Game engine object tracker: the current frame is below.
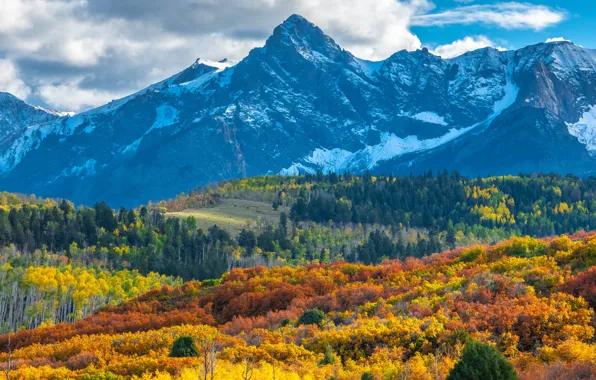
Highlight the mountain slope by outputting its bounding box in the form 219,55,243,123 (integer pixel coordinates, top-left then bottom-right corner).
382,42,596,177
0,15,595,206
0,92,63,148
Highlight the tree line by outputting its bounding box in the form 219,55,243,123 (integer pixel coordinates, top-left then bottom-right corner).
0,172,595,281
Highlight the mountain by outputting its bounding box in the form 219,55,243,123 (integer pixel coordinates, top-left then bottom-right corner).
380,42,596,177
1,15,596,206
0,92,65,149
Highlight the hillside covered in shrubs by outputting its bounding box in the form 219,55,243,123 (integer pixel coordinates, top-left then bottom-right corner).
3,231,596,379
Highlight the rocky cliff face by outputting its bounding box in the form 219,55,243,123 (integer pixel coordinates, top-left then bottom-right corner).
1,15,595,206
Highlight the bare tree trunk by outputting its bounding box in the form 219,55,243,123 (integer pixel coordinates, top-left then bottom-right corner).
197,335,220,380
242,358,254,380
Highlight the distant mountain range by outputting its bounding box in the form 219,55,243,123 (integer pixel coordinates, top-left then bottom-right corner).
1,14,596,206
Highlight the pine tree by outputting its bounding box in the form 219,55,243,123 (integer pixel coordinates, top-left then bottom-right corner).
446,223,457,250
170,336,199,358
279,212,288,237
447,341,518,380
298,309,325,326
238,229,257,256
319,344,336,365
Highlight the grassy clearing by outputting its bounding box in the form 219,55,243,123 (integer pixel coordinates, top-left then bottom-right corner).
167,198,289,234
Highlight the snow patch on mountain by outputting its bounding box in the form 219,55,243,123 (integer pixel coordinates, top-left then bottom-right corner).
195,58,237,71
281,126,475,175
362,129,472,167
122,105,179,154
83,122,97,134
467,63,519,130
181,66,234,92
306,148,353,170
409,112,448,126
150,105,178,131
490,67,519,117
567,105,596,154
33,106,75,117
280,148,352,175
280,163,312,175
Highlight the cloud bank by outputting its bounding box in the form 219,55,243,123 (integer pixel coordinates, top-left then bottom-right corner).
412,2,566,30
546,37,571,43
0,59,31,99
0,0,567,112
430,36,506,59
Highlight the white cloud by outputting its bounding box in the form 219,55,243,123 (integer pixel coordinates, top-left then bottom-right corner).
0,0,570,112
37,79,128,112
60,39,108,67
412,2,566,30
295,0,432,59
546,37,570,43
0,0,430,67
430,36,506,59
0,0,34,32
0,1,112,65
0,59,31,100
0,0,434,110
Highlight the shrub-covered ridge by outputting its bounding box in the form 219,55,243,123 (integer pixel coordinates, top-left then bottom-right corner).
2,231,596,379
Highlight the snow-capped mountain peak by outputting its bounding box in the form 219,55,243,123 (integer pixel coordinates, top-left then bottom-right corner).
0,92,63,146
1,16,596,206
265,14,344,62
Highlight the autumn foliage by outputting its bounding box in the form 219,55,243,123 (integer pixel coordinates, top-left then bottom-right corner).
3,233,596,379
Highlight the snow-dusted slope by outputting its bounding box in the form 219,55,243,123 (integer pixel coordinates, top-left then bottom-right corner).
0,16,595,206
0,93,63,147
567,105,596,153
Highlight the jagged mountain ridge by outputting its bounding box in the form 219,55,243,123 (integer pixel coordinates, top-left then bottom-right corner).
0,92,65,148
0,15,595,206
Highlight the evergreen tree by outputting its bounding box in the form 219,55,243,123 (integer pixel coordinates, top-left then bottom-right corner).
279,212,288,237
447,341,518,380
298,309,325,326
94,202,117,232
319,344,336,365
170,336,199,358
446,223,457,250
238,229,257,256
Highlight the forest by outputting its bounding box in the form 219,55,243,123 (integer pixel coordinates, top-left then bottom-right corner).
2,231,596,379
3,172,596,275
1,173,596,378
1,173,596,334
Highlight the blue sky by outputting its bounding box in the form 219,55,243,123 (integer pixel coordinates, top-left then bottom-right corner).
0,0,589,112
414,0,590,50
